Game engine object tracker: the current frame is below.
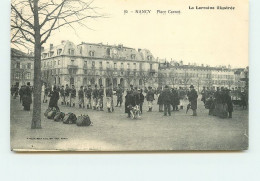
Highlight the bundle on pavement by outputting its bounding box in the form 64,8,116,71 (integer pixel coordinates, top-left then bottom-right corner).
44,108,57,119
54,112,65,122
63,113,77,124
76,114,92,126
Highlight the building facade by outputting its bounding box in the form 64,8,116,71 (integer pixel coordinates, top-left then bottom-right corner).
41,41,159,89
11,48,34,87
158,61,236,91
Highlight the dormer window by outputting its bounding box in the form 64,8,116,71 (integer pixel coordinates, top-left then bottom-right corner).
68,49,75,55
57,49,62,55
147,55,153,60
89,51,95,57
131,54,136,60
50,51,54,57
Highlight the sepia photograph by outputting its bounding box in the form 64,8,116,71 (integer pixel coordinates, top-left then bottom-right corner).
10,0,248,151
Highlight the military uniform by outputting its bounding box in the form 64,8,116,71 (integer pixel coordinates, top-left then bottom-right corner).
78,88,84,108
70,87,76,107
187,86,198,116
146,87,155,112
92,87,99,110
65,86,70,106
60,87,65,105
115,87,123,107
85,87,92,109
106,87,113,112
97,87,104,111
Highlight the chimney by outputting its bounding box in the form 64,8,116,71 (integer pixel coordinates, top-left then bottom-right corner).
50,44,53,50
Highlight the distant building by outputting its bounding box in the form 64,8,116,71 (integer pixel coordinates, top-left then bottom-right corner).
11,48,34,87
159,62,236,91
41,40,159,89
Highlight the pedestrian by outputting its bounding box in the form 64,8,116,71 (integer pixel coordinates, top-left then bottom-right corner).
48,85,60,111
65,84,70,106
224,89,233,118
70,85,76,107
11,85,15,97
106,83,113,112
43,84,49,103
201,86,207,105
92,84,99,110
78,86,84,108
115,84,123,107
98,85,104,111
125,90,135,118
157,88,163,112
22,82,32,111
60,85,65,105
86,85,92,109
139,89,144,114
161,85,173,116
146,86,155,112
187,85,198,116
19,85,25,104
171,88,180,111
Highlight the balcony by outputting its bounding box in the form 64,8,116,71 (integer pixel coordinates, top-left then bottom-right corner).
67,65,78,69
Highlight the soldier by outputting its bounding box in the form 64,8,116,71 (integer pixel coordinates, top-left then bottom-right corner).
157,87,163,112
48,85,60,111
70,85,76,107
65,84,70,106
98,85,104,111
125,90,135,118
201,86,207,105
22,82,32,111
78,86,84,108
146,86,155,112
43,84,49,103
224,89,233,118
139,89,144,114
161,85,173,116
86,85,92,109
115,84,123,107
187,85,198,116
92,84,99,110
106,83,113,113
60,85,65,105
19,85,25,104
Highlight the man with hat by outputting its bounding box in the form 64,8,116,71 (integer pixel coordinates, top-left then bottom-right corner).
92,84,99,110
59,85,65,105
161,85,173,116
201,86,207,105
70,85,76,107
146,86,155,112
115,84,123,107
98,85,104,111
65,84,70,106
78,86,84,108
22,82,32,111
106,83,114,112
187,85,198,116
85,85,92,109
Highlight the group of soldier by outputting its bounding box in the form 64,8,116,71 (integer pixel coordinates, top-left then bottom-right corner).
12,81,248,119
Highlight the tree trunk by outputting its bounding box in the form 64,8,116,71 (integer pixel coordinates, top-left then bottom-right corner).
31,0,42,129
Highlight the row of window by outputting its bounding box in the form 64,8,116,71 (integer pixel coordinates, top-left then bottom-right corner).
14,72,31,79
42,60,61,68
15,62,32,69
167,72,234,79
83,60,153,70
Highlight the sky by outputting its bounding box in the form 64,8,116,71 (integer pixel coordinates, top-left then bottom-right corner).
33,0,248,68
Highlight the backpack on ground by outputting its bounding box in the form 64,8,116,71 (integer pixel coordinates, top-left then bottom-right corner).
47,108,57,119
63,113,77,124
54,112,65,122
44,107,52,117
76,114,92,126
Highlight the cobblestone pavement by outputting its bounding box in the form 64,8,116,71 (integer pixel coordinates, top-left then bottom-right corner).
10,95,248,151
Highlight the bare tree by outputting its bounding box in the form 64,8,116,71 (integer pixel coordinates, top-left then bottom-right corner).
11,0,104,129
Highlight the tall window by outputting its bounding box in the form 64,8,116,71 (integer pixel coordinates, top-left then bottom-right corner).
89,51,95,57
68,49,75,55
99,62,102,68
92,61,95,68
127,63,130,69
25,72,31,79
133,63,136,69
84,60,87,68
121,62,124,68
114,62,117,69
15,72,20,79
27,63,31,69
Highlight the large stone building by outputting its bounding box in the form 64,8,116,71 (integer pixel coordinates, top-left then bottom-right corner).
41,40,159,89
11,48,34,87
158,61,236,91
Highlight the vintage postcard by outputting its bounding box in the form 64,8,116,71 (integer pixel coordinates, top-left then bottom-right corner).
10,0,248,151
